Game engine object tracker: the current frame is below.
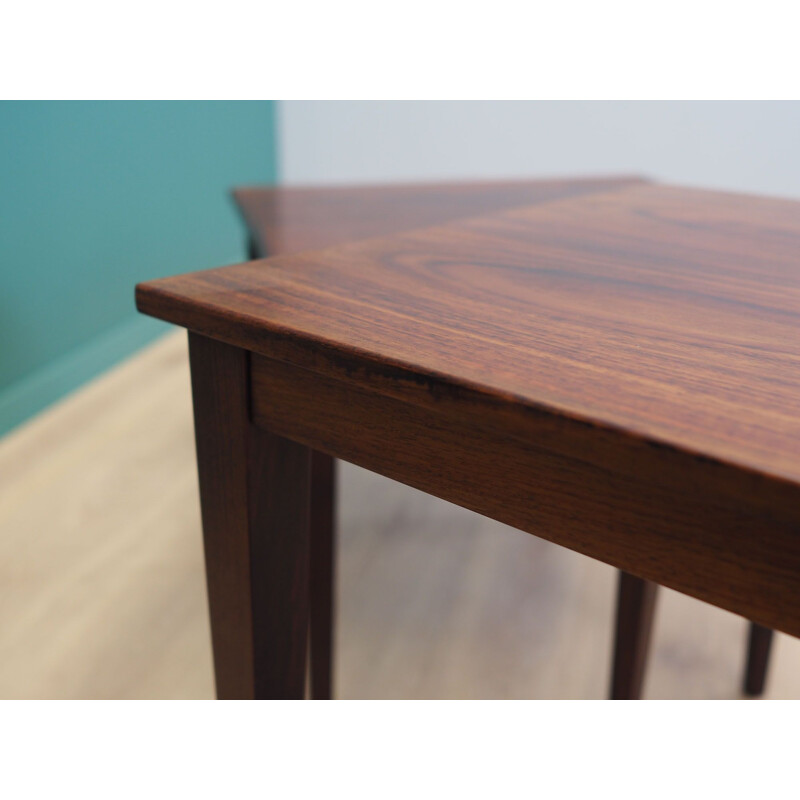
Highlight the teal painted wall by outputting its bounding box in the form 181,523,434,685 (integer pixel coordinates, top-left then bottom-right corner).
0,101,277,436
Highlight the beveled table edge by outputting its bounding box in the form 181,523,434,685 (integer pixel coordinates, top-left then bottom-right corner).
138,180,800,494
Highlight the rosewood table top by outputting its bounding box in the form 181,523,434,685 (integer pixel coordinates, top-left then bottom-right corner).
136,177,800,641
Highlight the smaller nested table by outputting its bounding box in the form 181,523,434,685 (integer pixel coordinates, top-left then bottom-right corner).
137,178,800,699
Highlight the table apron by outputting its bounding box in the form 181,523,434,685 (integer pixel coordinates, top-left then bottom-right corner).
249,350,800,639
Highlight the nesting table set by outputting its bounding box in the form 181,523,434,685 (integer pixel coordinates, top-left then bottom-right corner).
137,177,800,699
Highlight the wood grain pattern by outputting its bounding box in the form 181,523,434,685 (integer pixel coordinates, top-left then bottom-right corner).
139,184,800,487
138,181,800,642
236,179,647,698
247,351,800,639
188,333,311,699
236,179,777,701
234,181,780,699
246,229,337,699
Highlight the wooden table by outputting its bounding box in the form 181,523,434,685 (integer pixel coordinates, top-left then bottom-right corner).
136,177,800,699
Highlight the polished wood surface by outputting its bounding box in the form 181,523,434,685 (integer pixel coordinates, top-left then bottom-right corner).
247,352,800,638
138,182,800,640
139,183,800,487
239,180,655,700
246,230,336,699
236,177,647,699
233,176,646,255
234,180,776,698
189,334,311,698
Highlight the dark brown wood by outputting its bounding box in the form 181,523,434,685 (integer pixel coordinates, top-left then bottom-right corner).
236,179,647,700
244,352,800,639
246,232,337,701
138,184,800,491
610,573,658,699
239,179,699,707
137,180,800,694
309,451,335,699
246,232,337,700
188,333,311,699
614,581,774,699
743,623,774,696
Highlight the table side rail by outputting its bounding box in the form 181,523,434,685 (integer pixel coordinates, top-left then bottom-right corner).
249,350,800,639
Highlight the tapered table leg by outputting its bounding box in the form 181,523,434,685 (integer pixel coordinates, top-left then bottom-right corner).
189,333,311,699
309,452,336,699
743,623,774,697
246,235,336,700
610,571,658,699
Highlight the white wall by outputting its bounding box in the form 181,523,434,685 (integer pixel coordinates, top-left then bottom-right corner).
279,101,800,198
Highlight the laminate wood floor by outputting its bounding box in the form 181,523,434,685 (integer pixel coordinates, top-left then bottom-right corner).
1,331,798,699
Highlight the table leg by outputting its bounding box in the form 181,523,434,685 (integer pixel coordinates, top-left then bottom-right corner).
309,452,336,699
743,623,773,697
188,333,311,699
610,571,658,699
247,235,337,700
